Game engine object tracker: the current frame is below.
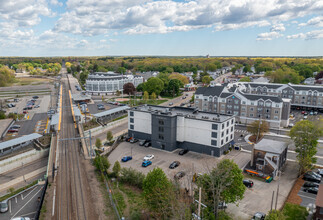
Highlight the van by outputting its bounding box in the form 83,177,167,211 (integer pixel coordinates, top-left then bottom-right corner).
0,201,8,213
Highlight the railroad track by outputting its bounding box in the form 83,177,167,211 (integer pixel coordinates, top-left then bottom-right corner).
56,74,89,220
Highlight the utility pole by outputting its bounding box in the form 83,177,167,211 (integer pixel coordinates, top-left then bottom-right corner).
270,190,275,211
275,170,281,210
198,187,202,218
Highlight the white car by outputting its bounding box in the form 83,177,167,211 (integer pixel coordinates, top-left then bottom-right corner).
143,154,154,161
12,217,31,220
304,115,308,119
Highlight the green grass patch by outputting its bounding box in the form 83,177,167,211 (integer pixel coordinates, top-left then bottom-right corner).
112,114,128,122
111,182,127,216
0,180,38,201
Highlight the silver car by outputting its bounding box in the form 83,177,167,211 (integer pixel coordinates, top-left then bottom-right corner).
0,201,8,213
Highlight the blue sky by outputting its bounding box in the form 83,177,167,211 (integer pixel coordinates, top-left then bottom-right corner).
0,0,323,57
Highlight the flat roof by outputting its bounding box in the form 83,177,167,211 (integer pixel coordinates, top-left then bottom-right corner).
316,184,323,207
73,106,82,117
132,105,234,122
0,133,42,150
254,139,287,154
93,106,130,118
72,93,91,101
50,113,59,126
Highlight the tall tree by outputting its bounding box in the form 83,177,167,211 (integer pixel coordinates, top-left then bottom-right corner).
197,159,245,219
151,92,157,103
123,82,136,95
112,161,121,177
106,131,113,142
93,155,110,173
247,120,269,142
167,79,183,97
202,75,212,85
143,168,173,218
143,91,149,103
289,120,322,175
95,138,102,149
144,77,164,95
239,76,251,82
169,73,189,85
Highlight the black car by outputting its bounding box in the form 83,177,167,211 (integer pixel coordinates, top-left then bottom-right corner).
169,161,180,169
179,149,189,155
243,179,254,188
303,187,318,194
130,138,138,143
303,182,319,188
303,173,321,183
252,212,266,220
144,141,151,147
32,96,39,99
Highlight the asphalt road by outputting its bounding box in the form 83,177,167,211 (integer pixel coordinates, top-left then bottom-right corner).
1,184,45,220
14,113,48,136
0,157,48,184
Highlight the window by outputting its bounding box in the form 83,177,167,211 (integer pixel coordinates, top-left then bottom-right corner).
158,127,164,132
130,118,134,123
241,107,246,111
274,116,278,120
226,129,229,134
221,140,224,145
231,134,233,139
212,132,217,138
227,111,231,114
242,101,246,104
231,127,233,132
234,100,239,104
234,105,239,110
231,119,234,124
227,121,229,126
274,110,279,114
158,134,164,140
250,113,254,117
158,119,164,125
265,102,271,107
211,140,217,146
275,104,279,107
320,207,323,215
195,100,199,104
221,104,225,108
250,107,254,111
130,124,134,129
266,109,270,113
241,112,246,116
227,105,232,108
222,99,226,102
212,124,218,130
130,111,134,116
251,102,254,105
221,132,224,137
234,111,239,115
222,124,224,129
226,137,228,142
258,101,264,106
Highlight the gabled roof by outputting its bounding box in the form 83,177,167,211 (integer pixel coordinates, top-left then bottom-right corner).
290,84,323,92
220,92,234,98
195,86,225,96
247,83,284,89
238,92,283,103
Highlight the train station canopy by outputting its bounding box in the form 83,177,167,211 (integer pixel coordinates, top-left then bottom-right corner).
0,133,42,151
93,106,130,118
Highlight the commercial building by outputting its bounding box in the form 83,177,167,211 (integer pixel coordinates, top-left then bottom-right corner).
128,105,235,157
195,84,291,128
86,72,144,95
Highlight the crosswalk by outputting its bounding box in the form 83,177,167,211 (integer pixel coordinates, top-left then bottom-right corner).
34,120,47,134
235,129,249,134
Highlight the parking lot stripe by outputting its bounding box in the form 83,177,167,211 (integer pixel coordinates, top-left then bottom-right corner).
9,200,11,213
15,197,17,203
23,185,38,200
11,186,43,219
298,193,316,200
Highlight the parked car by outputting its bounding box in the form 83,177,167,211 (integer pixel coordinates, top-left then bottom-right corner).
8,129,19,133
252,212,266,220
121,156,132,162
130,138,138,144
32,96,39,99
143,155,154,161
27,105,33,110
169,161,180,169
303,181,319,188
23,110,28,114
243,179,254,188
139,140,148,146
12,217,30,220
168,102,173,106
23,107,28,110
0,201,8,213
303,172,321,183
307,171,322,179
7,104,13,108
310,111,314,115
304,112,308,116
144,141,151,147
288,123,294,128
303,187,318,194
179,149,189,155
317,169,323,177
314,111,318,115
182,96,186,99
11,125,21,129
47,110,55,115
218,202,227,209
303,115,308,119
301,111,306,114
142,160,152,167
174,171,186,180
34,105,40,108
180,103,185,107
126,137,133,142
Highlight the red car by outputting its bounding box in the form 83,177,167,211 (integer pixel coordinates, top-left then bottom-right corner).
8,129,19,133
23,110,28,114
301,111,306,114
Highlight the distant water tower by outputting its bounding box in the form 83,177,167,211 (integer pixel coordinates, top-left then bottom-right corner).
206,54,210,58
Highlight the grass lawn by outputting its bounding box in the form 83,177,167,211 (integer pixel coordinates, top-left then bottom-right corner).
12,77,53,86
120,99,168,106
111,181,146,219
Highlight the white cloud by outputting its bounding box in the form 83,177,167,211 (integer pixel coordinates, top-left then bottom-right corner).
50,0,63,7
257,31,283,41
298,16,323,28
52,0,323,36
271,23,285,32
287,30,323,40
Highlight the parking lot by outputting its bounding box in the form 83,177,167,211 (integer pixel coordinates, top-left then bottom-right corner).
289,108,322,126
109,141,299,219
0,184,45,220
4,95,51,138
87,101,119,115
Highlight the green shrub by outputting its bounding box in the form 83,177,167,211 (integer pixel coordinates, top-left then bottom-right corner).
119,168,145,189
